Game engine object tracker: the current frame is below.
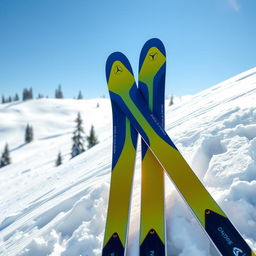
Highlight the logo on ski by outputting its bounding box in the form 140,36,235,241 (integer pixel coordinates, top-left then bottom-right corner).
149,250,155,256
114,65,123,75
233,247,246,256
148,51,158,61
150,229,155,234
217,226,233,246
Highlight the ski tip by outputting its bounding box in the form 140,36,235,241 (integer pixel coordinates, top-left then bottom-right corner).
139,38,166,72
105,52,134,83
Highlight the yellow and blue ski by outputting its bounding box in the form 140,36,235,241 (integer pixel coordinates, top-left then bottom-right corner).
103,39,167,256
105,51,255,256
102,100,138,254
139,39,166,256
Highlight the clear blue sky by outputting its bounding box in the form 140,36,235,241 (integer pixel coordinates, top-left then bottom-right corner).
0,0,256,99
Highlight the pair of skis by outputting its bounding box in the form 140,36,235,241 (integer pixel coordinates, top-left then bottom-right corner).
103,38,255,256
102,39,166,256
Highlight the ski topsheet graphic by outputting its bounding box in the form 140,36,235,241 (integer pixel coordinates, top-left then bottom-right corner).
139,39,166,256
102,38,167,256
102,102,137,254
105,45,255,256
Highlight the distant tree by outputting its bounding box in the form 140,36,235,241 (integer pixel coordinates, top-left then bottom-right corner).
55,151,63,167
71,112,85,158
0,143,11,168
169,94,174,106
55,84,64,99
1,95,5,104
77,91,83,99
14,93,19,101
23,88,33,101
87,125,99,149
37,93,44,99
23,88,27,101
23,88,28,101
25,124,34,143
8,96,12,103
29,88,33,99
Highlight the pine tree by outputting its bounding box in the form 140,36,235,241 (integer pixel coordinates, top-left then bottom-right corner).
55,84,64,99
87,125,99,149
71,112,85,158
0,143,11,168
77,90,83,99
23,88,33,101
55,151,63,167
14,93,19,101
1,95,5,104
23,88,28,101
169,94,174,106
8,96,12,103
29,88,33,99
25,124,34,143
37,93,44,99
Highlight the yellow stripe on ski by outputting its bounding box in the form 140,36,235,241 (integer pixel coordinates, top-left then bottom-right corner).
103,118,136,247
140,149,165,244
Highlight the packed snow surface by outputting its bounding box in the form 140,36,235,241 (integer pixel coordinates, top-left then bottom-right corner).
0,67,256,255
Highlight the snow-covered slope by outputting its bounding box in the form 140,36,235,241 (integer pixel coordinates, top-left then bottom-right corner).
0,67,256,255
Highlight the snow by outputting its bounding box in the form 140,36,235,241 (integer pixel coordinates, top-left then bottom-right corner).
0,67,256,255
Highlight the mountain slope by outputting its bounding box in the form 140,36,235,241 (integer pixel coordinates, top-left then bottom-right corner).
0,67,256,255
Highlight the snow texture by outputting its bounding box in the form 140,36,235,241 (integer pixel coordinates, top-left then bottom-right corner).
0,67,256,255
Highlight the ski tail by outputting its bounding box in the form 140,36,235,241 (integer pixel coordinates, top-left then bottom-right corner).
139,38,166,256
102,82,138,255
106,51,256,256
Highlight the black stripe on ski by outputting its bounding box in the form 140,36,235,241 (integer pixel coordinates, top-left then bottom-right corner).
102,232,124,256
205,209,251,256
140,229,165,256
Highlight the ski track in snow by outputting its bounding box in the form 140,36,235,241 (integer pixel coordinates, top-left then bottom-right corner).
0,68,256,255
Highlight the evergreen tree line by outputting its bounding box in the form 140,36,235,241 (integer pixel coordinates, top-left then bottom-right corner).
1,85,88,104
0,113,99,168
2,94,19,104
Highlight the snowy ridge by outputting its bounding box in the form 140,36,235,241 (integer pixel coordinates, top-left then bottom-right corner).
0,67,256,255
